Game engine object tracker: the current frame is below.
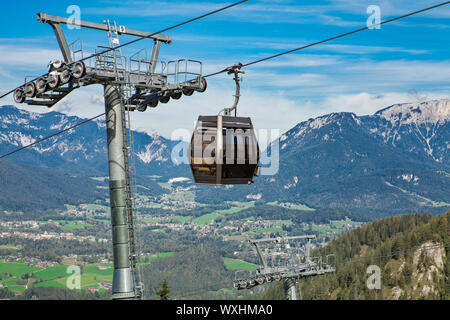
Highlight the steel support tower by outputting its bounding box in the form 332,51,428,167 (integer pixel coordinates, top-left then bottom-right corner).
104,84,136,299
14,13,208,300
234,235,336,300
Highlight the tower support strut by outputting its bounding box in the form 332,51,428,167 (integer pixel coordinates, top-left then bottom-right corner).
283,278,298,301
104,84,137,300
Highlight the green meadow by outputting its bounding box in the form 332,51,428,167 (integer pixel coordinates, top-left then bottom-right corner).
223,258,258,271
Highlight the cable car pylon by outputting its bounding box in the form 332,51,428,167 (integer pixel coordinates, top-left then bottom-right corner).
233,236,336,300
8,5,242,299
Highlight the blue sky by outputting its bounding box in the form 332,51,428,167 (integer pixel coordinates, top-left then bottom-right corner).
0,0,449,138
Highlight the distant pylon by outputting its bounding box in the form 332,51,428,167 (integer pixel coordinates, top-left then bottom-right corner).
233,235,336,300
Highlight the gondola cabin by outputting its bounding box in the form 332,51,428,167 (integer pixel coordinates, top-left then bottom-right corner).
189,115,260,185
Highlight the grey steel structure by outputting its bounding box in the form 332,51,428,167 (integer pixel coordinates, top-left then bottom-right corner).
234,235,336,300
14,13,206,110
14,13,208,300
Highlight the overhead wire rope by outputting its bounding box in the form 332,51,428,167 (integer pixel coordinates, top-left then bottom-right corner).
2,1,448,160
1,2,449,159
204,1,450,77
0,0,249,101
0,2,448,297
0,1,250,159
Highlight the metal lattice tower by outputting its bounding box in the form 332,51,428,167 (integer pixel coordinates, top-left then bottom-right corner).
233,235,336,300
15,13,209,300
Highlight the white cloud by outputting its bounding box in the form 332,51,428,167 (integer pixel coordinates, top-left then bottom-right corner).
0,45,61,67
345,59,450,84
124,83,302,139
52,98,74,113
85,0,448,27
312,44,429,55
0,66,15,80
126,84,449,139
319,92,449,116
5,83,449,141
326,0,450,18
83,1,226,17
246,71,328,88
91,94,105,105
111,0,450,22
243,58,450,96
244,54,341,68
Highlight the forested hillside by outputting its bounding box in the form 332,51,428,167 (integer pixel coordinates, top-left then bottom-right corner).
262,212,449,300
143,247,235,300
0,160,106,214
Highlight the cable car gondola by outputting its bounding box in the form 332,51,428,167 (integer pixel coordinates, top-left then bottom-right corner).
189,64,260,185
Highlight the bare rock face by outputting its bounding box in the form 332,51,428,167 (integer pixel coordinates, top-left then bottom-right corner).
410,241,446,299
391,286,404,300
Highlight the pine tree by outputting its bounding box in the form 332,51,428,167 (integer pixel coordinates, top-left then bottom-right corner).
156,279,170,300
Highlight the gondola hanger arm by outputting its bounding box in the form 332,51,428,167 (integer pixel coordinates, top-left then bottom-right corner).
219,62,245,116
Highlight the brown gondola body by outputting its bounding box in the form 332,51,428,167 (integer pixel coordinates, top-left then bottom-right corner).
189,115,260,185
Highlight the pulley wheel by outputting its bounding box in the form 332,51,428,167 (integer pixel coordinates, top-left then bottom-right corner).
171,91,182,100
72,61,86,79
36,77,47,93
47,73,60,89
60,68,72,84
148,99,159,108
197,77,207,93
24,82,37,98
52,60,65,69
159,95,170,104
256,276,265,284
137,104,147,112
13,88,26,104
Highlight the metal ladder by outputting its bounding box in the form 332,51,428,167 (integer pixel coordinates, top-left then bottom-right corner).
120,94,144,299
106,20,127,81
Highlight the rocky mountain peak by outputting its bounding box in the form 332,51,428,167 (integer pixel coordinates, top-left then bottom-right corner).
375,99,449,126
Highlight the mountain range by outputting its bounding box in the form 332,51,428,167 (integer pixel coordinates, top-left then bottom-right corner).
242,99,450,216
0,105,181,176
0,99,449,217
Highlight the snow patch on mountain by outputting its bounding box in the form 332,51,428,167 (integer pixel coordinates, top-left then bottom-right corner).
376,99,449,126
364,99,449,163
50,116,69,130
168,177,190,184
284,176,299,189
19,134,36,147
309,115,333,129
0,132,35,147
398,173,419,183
27,112,42,121
246,193,262,200
137,139,169,163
